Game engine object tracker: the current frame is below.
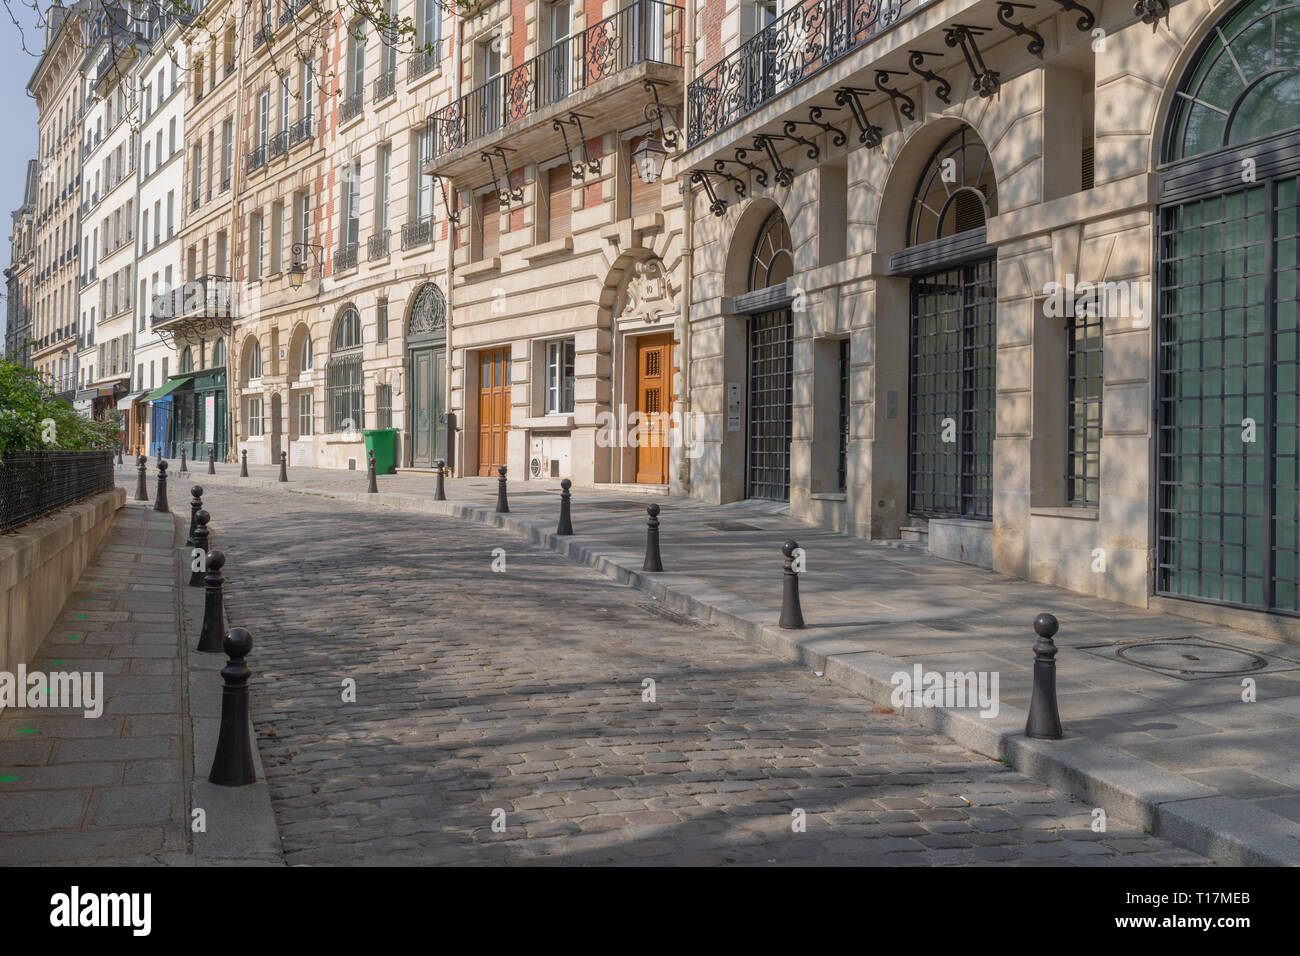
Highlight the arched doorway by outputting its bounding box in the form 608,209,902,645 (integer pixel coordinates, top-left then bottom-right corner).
902,125,998,520
1157,0,1300,612
743,208,795,501
406,283,448,468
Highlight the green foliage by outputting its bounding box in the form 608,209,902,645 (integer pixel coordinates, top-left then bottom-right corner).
0,355,119,455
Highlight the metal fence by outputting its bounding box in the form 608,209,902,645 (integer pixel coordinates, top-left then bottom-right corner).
0,450,116,533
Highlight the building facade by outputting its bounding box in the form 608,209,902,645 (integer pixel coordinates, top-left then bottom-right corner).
5,162,39,366
27,3,85,404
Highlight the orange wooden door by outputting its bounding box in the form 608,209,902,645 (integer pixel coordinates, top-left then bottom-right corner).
635,334,673,484
477,348,510,476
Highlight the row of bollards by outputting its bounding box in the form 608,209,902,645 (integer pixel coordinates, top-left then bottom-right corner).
178,487,255,786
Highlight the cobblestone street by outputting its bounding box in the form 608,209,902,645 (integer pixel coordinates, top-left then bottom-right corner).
206,485,1209,865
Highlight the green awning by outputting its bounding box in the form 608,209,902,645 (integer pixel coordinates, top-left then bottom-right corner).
143,375,195,402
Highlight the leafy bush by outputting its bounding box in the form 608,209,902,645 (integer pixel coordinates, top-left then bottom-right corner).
0,355,120,454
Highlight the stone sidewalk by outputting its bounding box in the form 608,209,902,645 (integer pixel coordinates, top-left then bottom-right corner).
0,497,281,866
139,455,1300,865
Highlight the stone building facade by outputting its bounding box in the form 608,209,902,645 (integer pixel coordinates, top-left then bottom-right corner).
677,0,1300,633
5,162,39,369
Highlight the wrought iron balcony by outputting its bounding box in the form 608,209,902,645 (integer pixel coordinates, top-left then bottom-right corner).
368,230,390,261
268,129,290,159
333,243,359,274
340,90,364,123
401,217,433,250
246,144,269,173
426,0,683,161
374,70,396,103
687,0,927,147
406,43,440,82
289,115,315,146
150,274,234,331
253,28,269,51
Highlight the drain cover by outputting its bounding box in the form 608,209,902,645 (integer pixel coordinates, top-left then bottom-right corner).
1078,636,1297,681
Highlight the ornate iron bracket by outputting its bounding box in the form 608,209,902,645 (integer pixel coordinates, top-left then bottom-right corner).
552,113,601,181
874,69,916,121
707,162,747,198
1048,0,1095,31
908,50,952,105
431,174,460,226
1133,0,1169,31
833,87,883,149
997,2,1046,56
480,147,523,205
945,25,1001,98
786,107,847,149
643,79,681,150
731,147,770,187
690,170,728,218
752,134,797,187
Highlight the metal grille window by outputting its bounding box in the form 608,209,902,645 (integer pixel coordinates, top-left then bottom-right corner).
838,339,849,492
1066,304,1103,506
376,384,393,428
908,261,996,519
747,309,793,501
327,353,364,432
545,339,575,414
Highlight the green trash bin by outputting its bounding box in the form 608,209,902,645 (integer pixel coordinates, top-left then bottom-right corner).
362,428,399,475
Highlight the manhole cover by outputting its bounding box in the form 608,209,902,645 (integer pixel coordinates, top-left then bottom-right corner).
1077,636,1296,681
638,602,715,629
707,521,762,532
1118,640,1266,675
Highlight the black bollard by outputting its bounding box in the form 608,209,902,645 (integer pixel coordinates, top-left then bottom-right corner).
196,549,226,653
779,539,805,629
495,465,509,513
189,509,210,587
240,449,248,478
134,455,149,501
434,459,446,501
154,459,170,513
179,447,187,474
208,447,216,475
278,450,288,483
186,485,203,546
209,626,257,786
643,503,664,572
367,450,379,494
557,478,574,535
1025,613,1063,740
116,449,123,466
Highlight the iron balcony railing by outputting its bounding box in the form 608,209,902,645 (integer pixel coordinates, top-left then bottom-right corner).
289,115,315,146
426,0,683,159
374,70,396,102
407,43,440,82
340,90,364,123
687,0,928,146
246,143,269,172
253,28,269,50
368,230,390,260
401,217,433,249
334,243,358,274
151,275,233,326
269,129,290,159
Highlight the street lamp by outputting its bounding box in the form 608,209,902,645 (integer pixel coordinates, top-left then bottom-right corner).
633,134,669,186
288,243,322,290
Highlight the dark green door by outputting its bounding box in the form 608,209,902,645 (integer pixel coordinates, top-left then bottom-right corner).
409,346,446,467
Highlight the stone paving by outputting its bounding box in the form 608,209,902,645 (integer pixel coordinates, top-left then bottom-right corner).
196,482,1209,865
0,502,189,865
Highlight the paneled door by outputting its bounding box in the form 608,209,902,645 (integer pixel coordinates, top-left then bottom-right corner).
410,347,447,468
477,347,510,476
635,333,674,484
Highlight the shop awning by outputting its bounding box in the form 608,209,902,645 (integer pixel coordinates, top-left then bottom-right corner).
75,385,116,401
115,390,149,411
143,375,194,402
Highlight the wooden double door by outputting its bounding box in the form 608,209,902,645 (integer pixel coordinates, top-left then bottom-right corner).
477,347,510,476
635,333,674,485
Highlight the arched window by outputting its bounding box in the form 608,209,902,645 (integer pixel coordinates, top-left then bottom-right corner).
299,333,313,371
333,306,362,351
1167,0,1300,162
212,339,226,368
247,338,262,379
408,283,446,338
908,125,997,246
328,306,364,432
748,210,793,291
180,346,193,372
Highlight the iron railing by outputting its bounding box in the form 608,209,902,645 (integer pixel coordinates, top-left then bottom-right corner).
334,244,359,274
401,217,433,249
368,230,390,260
151,275,233,326
269,129,290,159
687,0,924,146
426,0,683,159
289,115,315,146
246,144,269,172
407,43,441,82
0,451,116,533
340,90,364,123
374,70,396,102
